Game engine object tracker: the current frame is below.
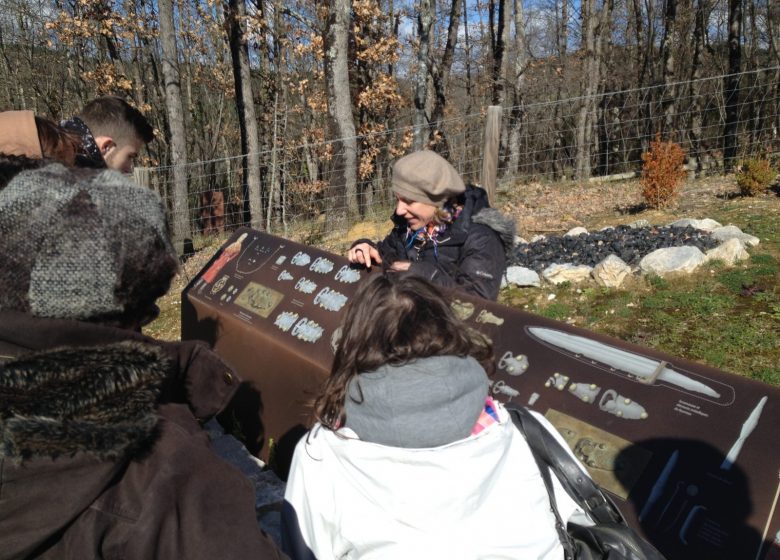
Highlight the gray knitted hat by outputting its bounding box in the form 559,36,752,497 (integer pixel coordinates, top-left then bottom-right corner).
391,151,466,208
0,164,177,325
344,355,488,448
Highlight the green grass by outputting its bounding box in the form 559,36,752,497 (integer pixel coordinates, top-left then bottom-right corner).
499,193,780,385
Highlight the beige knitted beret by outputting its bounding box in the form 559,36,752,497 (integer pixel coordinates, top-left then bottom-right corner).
0,111,43,158
391,150,465,208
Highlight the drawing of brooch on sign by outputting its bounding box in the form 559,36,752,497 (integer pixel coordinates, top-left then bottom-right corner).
314,287,348,312
292,318,324,343
451,299,475,321
278,270,293,281
291,252,311,266
476,309,504,325
498,351,529,376
544,372,570,391
310,257,334,274
275,255,287,266
274,311,299,332
490,379,520,398
295,277,317,294
211,275,229,295
568,381,602,404
599,389,648,419
334,265,361,283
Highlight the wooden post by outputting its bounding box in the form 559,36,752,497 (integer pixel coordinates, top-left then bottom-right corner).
481,105,502,205
133,166,151,189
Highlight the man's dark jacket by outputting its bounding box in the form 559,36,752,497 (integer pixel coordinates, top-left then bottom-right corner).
0,311,285,560
361,185,515,300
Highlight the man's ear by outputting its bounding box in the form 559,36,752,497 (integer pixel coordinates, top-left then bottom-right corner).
94,136,116,155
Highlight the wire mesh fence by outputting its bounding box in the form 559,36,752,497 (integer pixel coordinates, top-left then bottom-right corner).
140,66,780,250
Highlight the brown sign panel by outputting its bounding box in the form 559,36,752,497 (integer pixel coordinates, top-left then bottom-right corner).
182,228,780,560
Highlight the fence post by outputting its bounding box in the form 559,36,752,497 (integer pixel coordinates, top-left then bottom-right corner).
481,105,502,205
133,166,151,190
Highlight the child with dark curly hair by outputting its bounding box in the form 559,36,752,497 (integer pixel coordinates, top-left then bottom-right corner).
282,272,589,560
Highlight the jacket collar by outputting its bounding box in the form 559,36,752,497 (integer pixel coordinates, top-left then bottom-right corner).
0,310,236,425
1,309,150,351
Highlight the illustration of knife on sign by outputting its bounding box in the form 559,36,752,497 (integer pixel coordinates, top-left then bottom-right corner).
526,327,723,399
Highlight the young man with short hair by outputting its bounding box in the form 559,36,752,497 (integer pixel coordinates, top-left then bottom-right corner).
62,96,154,173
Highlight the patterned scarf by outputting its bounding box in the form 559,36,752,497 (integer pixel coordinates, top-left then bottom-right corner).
405,201,463,258
60,116,107,169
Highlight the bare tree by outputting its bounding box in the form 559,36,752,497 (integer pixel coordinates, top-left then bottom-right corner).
660,0,679,134
158,0,191,248
724,0,742,170
324,0,358,217
429,0,462,157
552,0,569,179
506,0,528,175
413,0,434,150
575,0,611,179
488,0,509,105
688,0,709,172
225,0,263,230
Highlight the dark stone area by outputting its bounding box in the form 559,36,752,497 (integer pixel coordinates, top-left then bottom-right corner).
510,225,720,271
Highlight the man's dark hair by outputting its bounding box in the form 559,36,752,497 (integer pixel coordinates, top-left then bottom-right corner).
78,97,154,145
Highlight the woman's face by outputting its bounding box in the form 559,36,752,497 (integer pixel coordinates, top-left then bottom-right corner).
395,195,437,230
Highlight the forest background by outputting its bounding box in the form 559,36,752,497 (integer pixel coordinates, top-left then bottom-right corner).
2,0,779,382
2,0,779,245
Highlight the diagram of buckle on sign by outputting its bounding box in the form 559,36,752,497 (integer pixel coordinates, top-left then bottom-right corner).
544,372,649,420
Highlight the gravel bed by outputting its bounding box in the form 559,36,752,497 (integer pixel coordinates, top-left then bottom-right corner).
510,225,720,271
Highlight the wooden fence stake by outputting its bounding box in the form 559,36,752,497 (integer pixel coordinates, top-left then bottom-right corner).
481,105,502,205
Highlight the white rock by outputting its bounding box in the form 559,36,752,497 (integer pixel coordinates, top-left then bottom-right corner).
542,263,594,284
505,266,542,287
666,218,722,231
639,246,707,276
705,238,750,265
629,219,650,229
711,225,760,247
592,255,632,288
565,227,589,237
530,234,546,243
547,293,556,301
514,235,529,246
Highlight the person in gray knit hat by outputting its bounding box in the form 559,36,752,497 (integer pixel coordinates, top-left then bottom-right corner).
0,164,285,560
0,163,176,328
282,273,588,559
348,150,514,300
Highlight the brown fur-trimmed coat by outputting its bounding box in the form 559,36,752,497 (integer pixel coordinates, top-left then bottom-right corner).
0,311,286,560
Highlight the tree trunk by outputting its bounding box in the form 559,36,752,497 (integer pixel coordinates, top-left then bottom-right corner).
324,0,358,218
688,0,708,173
413,0,434,151
225,0,263,230
575,0,596,180
660,0,678,134
724,0,741,170
158,0,190,250
462,0,475,173
429,0,462,157
552,0,568,179
507,0,527,176
488,0,509,106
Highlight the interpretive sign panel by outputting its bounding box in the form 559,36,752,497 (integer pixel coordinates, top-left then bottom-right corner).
182,228,779,560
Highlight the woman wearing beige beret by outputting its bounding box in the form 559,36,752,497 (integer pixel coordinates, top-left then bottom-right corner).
348,150,515,300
